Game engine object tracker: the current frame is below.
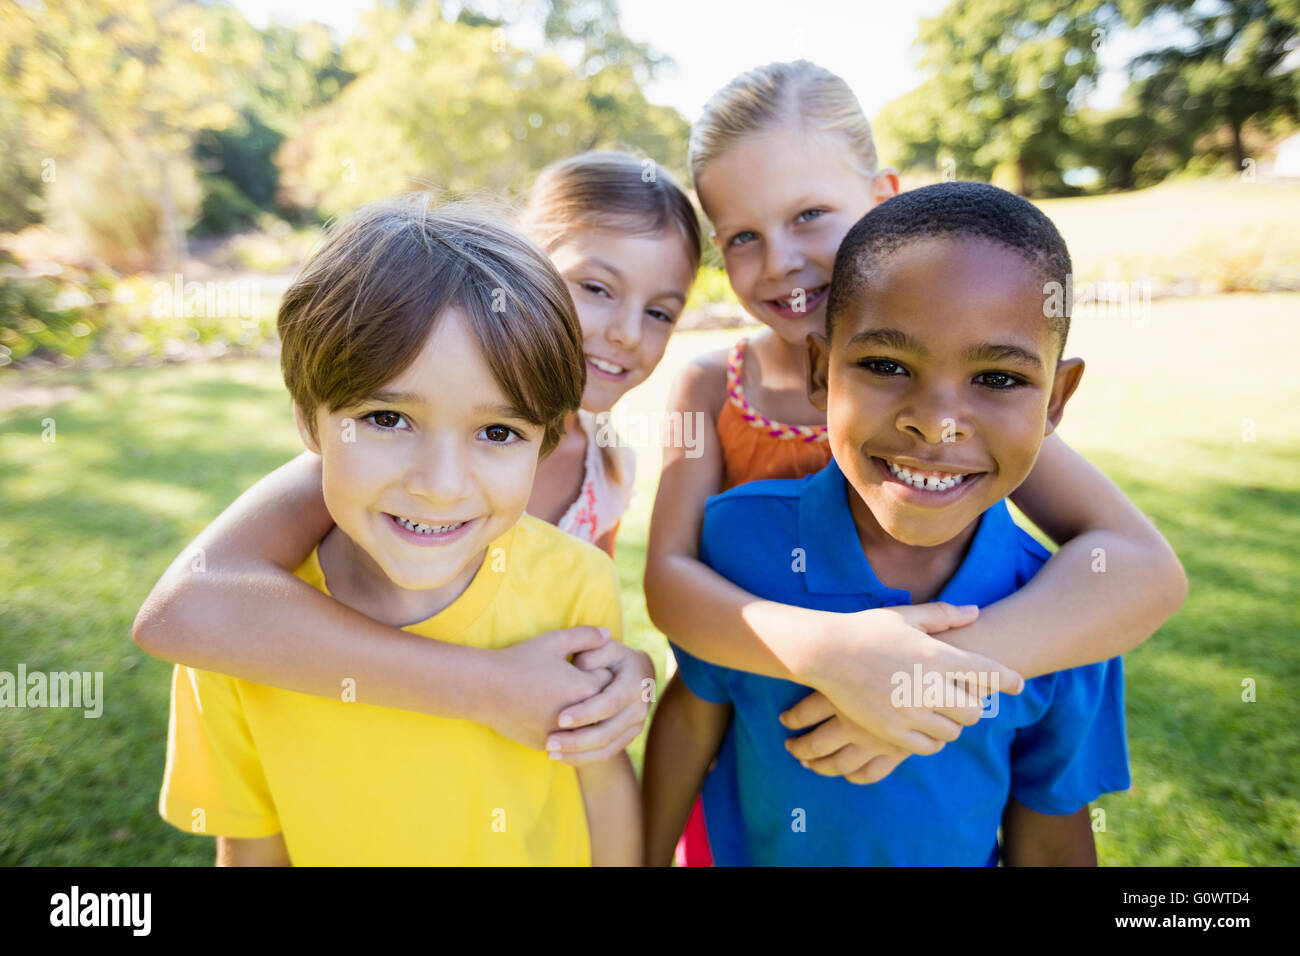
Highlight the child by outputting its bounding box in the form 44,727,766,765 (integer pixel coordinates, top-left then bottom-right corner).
642,61,1183,865
135,152,699,765
646,181,1130,865
158,198,639,865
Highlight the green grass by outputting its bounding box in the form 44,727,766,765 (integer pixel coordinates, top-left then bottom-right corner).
1,292,1298,866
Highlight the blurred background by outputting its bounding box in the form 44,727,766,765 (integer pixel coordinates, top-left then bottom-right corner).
1,0,1297,865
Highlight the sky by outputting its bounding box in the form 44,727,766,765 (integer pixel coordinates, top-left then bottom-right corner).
231,0,1144,121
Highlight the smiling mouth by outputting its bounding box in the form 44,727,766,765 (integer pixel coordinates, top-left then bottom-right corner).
587,355,629,377
875,457,986,493
391,514,469,535
767,284,829,312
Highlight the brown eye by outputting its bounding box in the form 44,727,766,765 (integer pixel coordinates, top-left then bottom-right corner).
366,410,406,429
481,424,517,443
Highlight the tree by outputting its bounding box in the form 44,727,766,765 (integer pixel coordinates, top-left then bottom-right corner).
1125,0,1300,173
0,0,253,266
276,0,689,217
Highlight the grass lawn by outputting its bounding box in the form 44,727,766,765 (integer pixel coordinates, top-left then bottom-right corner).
1,291,1297,866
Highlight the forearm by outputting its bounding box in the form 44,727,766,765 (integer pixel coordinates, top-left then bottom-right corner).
645,553,821,682
945,529,1186,677
136,561,500,720
641,676,731,866
577,753,641,866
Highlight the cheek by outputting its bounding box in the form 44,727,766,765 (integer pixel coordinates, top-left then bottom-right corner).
638,322,672,374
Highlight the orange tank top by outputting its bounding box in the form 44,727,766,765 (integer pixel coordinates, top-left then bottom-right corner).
717,338,832,491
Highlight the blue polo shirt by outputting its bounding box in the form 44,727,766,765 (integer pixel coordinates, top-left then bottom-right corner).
671,458,1130,866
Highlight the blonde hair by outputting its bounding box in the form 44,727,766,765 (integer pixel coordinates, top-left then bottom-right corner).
689,60,880,190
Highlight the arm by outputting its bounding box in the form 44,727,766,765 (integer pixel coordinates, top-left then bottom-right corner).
133,452,630,754
216,833,291,867
947,433,1188,678
1000,800,1097,867
576,753,641,866
641,674,732,867
594,522,619,559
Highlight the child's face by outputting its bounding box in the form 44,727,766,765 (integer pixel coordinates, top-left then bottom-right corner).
297,307,543,592
549,226,696,413
697,121,897,349
808,237,1084,549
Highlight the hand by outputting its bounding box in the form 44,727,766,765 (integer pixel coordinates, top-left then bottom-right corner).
546,640,655,766
800,603,1024,756
483,627,615,751
781,693,911,784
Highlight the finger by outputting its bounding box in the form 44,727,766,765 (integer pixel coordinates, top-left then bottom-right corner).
804,744,873,778
558,667,643,729
779,691,835,731
846,753,907,785
571,640,622,671
549,625,610,657
554,718,643,765
784,717,854,762
898,727,949,757
939,650,1024,698
934,693,985,727
898,601,980,635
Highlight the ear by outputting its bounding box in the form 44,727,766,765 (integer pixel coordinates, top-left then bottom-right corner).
806,331,831,412
294,403,322,455
1044,357,1084,436
871,167,901,206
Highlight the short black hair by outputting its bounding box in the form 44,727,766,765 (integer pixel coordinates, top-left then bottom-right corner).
827,181,1073,354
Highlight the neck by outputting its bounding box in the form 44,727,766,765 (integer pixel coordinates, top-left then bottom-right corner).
317,526,483,628
845,488,980,604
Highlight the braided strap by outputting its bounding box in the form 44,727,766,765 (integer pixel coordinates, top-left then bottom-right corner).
726,340,829,444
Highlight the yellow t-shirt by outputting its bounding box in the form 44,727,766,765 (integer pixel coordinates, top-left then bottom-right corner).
158,514,623,866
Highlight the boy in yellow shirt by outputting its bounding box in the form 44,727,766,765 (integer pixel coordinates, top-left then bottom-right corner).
158,198,640,865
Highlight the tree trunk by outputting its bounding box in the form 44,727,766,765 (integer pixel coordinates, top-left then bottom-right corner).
1230,119,1246,173
1017,156,1032,197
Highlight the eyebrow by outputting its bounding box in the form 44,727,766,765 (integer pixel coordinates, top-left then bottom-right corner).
844,328,1043,369
365,391,531,419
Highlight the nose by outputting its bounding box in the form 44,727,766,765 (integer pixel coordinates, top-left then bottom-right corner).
603,299,643,354
404,433,472,504
762,232,805,284
894,383,972,445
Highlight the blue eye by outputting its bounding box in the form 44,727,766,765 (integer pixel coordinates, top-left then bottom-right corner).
479,424,522,444
728,231,757,248
364,410,409,430
796,208,825,223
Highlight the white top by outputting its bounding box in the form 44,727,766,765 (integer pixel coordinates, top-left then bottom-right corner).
555,409,636,546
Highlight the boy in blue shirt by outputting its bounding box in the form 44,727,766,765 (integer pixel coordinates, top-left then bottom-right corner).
643,181,1130,866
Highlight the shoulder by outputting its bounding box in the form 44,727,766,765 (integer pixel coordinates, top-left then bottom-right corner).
668,344,732,418
513,513,615,579
700,477,805,577
1008,519,1053,584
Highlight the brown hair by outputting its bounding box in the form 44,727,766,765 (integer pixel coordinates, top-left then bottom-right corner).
689,61,881,199
520,151,703,274
278,195,585,456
